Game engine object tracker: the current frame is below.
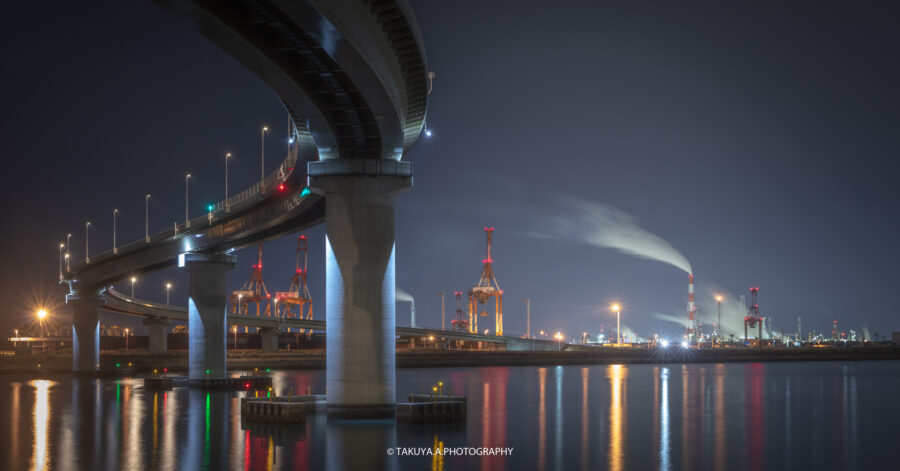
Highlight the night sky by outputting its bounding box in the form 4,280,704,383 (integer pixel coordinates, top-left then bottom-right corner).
2,1,899,341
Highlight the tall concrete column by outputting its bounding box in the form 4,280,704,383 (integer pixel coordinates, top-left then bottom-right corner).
143,317,172,355
259,327,280,352
311,170,411,419
182,252,236,380
69,295,105,374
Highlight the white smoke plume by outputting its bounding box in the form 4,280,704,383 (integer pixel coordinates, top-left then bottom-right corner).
539,197,692,275
396,288,415,327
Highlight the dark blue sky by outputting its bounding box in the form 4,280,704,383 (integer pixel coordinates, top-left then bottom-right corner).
2,1,898,340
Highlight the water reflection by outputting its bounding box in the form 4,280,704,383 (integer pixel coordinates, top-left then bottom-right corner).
0,362,892,470
537,367,546,471
607,364,626,471
31,379,52,471
659,367,670,471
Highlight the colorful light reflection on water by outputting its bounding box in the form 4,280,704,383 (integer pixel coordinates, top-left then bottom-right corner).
0,362,897,470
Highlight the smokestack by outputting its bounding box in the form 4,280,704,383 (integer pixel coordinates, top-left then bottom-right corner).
410,299,416,328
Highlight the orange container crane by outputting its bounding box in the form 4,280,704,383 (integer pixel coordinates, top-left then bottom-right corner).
231,243,271,317
468,227,503,336
276,235,314,322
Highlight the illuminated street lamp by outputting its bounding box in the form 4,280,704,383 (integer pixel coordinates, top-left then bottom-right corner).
233,325,238,351
611,303,621,346
185,174,192,228
85,221,91,263
145,194,151,242
65,253,70,272
125,328,129,351
715,295,724,342
113,209,119,254
225,152,232,212
58,243,64,280
555,331,563,350
260,126,268,191
66,233,72,256
37,309,47,320
166,282,172,305
130,276,137,298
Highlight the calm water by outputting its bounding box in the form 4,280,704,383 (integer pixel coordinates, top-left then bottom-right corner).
1,361,899,470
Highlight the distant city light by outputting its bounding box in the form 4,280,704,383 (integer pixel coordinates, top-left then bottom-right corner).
36,309,47,320
681,341,689,348
660,339,669,348
425,129,432,137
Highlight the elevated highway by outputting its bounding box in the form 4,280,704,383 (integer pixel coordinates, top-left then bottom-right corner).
62,0,431,418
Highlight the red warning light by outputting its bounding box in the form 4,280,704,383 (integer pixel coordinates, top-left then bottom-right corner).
278,183,286,191
245,383,250,389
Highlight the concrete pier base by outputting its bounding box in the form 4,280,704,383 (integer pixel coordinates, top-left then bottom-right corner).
70,296,105,373
311,174,410,419
259,327,280,352
183,252,236,380
143,317,172,355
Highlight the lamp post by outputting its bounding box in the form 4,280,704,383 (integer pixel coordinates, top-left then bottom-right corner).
85,221,91,263
58,243,64,279
166,283,172,305
437,291,445,331
523,298,531,339
125,328,129,351
113,209,119,253
233,325,238,351
555,331,562,351
611,303,621,346
66,233,72,256
715,295,723,343
130,276,137,298
64,253,70,272
225,152,231,212
145,194,151,242
185,174,192,228
260,126,268,192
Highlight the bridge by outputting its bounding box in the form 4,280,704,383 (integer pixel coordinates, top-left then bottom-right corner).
62,0,431,418
100,286,546,350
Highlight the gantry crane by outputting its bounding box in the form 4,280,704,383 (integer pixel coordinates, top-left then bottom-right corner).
743,286,763,346
450,290,469,332
468,227,503,336
231,243,271,317
276,235,314,322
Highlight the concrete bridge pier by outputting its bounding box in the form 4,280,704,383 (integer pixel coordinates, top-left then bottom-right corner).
311,170,411,419
259,327,280,352
70,295,105,374
182,253,236,380
143,317,172,355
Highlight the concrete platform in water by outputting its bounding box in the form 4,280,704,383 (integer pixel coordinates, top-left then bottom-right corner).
241,395,326,423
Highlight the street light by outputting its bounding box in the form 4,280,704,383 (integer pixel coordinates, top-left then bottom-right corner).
145,194,151,242
715,295,723,342
555,331,562,350
66,233,72,256
225,152,232,212
58,243,64,279
523,298,531,339
85,221,91,263
37,309,47,320
166,282,172,305
64,253,70,272
125,328,129,351
113,209,119,253
233,325,238,350
611,303,621,346
130,276,137,298
185,174,192,228
260,126,268,191
437,291,445,331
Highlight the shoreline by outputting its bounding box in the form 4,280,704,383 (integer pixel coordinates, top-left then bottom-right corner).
1,347,898,375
